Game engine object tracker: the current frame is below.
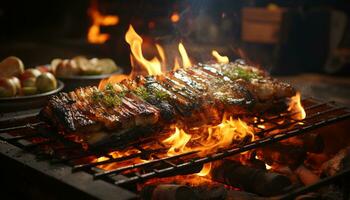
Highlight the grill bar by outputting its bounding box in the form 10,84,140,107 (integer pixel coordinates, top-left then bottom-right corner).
88,102,348,182
112,112,350,185
94,150,199,179
0,122,45,132
256,106,346,137
72,148,167,171
1,97,349,194
71,100,330,172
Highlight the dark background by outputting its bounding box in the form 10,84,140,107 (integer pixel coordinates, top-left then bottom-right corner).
0,0,349,76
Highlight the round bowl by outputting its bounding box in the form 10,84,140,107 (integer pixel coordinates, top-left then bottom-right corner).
57,69,123,92
0,80,64,113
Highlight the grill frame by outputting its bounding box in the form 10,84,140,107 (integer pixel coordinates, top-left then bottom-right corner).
0,137,138,200
1,97,350,199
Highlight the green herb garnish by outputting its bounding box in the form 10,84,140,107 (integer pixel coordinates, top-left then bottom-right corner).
92,90,103,100
134,86,150,100
105,83,114,91
103,94,122,107
224,67,262,81
90,83,126,107
154,89,169,101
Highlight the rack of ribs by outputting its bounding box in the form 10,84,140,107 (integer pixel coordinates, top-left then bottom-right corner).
40,61,296,146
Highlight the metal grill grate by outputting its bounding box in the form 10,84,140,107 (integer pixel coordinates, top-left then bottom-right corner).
1,97,350,191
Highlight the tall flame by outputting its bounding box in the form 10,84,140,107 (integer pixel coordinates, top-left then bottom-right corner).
178,43,192,68
155,43,167,72
288,92,306,120
98,25,196,89
212,50,229,64
125,25,162,76
87,0,119,44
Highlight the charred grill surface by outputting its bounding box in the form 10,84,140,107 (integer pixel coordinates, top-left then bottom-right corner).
40,62,296,145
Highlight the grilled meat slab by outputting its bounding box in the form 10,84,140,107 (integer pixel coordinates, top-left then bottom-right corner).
40,61,296,145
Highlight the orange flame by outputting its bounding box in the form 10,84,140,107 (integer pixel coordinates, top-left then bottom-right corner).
173,58,181,71
288,92,306,120
87,0,119,44
98,25,197,89
155,43,167,72
98,74,129,90
125,25,162,76
161,114,255,176
178,43,192,68
162,127,191,156
212,50,229,64
196,163,212,177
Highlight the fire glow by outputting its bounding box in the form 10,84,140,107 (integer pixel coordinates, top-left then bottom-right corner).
94,23,308,181
159,114,255,177
87,0,119,44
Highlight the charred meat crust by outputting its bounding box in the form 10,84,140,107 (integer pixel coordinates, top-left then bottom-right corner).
40,62,297,145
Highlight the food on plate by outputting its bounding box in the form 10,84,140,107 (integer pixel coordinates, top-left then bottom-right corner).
53,59,81,77
36,72,57,93
9,77,21,94
51,56,118,77
0,77,17,97
20,69,42,88
0,57,58,97
0,56,25,77
22,87,38,96
90,58,118,74
40,62,296,145
20,68,42,80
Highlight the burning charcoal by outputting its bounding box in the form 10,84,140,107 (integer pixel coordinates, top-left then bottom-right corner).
259,142,306,169
211,160,292,196
302,133,324,153
141,184,198,200
295,193,320,200
192,184,227,200
305,152,330,170
320,185,344,200
294,165,320,186
321,147,350,177
225,190,266,200
272,165,300,184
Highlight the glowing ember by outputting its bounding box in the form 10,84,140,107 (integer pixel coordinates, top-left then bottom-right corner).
257,124,266,129
178,43,192,68
265,163,272,170
212,50,229,64
94,156,109,163
87,0,119,44
125,25,163,76
170,12,180,23
288,92,306,120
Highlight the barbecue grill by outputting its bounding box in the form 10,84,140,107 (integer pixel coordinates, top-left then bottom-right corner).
1,97,349,200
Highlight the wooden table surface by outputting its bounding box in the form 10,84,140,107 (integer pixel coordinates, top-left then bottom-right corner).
279,74,350,107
